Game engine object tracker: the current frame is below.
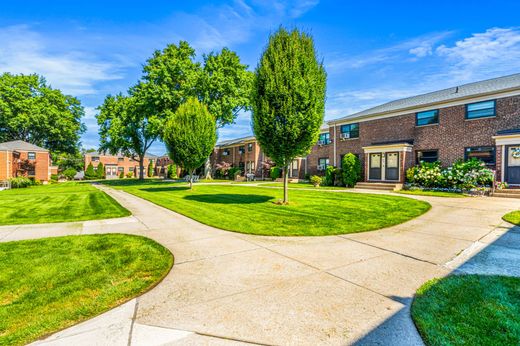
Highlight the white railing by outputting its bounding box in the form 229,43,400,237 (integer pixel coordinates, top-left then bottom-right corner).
184,175,200,183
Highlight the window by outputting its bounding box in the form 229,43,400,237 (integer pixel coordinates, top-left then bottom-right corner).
466,100,496,119
339,153,360,164
118,157,124,162
27,168,35,176
416,110,439,126
340,123,359,139
248,143,253,152
318,157,329,171
223,149,230,156
238,146,245,154
416,150,439,164
238,162,245,172
118,167,124,172
92,156,100,162
27,152,36,160
246,161,255,173
318,133,331,145
465,146,496,165
129,167,134,172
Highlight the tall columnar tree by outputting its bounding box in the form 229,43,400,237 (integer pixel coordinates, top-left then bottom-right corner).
85,162,96,180
163,98,217,189
0,73,85,153
252,27,327,203
96,162,105,179
97,90,161,180
147,161,154,177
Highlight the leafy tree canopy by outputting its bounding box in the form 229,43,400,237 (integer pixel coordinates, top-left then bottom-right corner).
252,27,327,202
0,73,85,153
163,98,217,188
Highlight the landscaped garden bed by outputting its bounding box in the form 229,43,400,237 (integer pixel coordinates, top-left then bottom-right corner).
0,234,173,345
0,182,130,225
103,180,430,236
412,275,520,346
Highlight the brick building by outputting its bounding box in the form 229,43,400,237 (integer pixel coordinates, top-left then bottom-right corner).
84,152,157,179
0,140,57,182
214,73,520,185
210,136,308,179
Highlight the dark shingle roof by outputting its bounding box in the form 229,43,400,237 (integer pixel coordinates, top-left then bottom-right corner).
330,73,520,124
0,140,48,152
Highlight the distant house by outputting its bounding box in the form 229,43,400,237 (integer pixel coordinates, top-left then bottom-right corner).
84,152,157,179
0,140,57,182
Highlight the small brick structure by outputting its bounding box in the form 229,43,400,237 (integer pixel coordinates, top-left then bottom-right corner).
84,152,157,179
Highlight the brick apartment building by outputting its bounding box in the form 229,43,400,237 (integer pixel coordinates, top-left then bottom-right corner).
211,135,308,179
84,152,156,179
213,73,520,185
0,140,57,182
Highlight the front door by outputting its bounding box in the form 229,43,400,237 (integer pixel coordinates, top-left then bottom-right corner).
506,145,520,184
385,152,399,181
369,153,382,180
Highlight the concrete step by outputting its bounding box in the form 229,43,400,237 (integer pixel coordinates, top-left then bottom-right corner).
493,189,520,194
492,192,520,198
354,183,396,191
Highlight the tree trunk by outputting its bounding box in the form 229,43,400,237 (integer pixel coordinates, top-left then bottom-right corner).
283,164,289,204
139,156,145,180
189,168,195,190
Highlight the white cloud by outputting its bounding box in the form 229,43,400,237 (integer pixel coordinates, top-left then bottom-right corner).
327,31,451,71
436,27,520,81
0,25,125,96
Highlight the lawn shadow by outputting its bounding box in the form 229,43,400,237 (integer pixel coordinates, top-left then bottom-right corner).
140,186,191,193
183,194,273,204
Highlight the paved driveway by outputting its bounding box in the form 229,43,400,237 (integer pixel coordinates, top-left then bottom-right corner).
1,186,519,346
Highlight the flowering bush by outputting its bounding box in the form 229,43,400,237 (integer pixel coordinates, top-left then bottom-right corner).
407,159,493,190
215,161,231,179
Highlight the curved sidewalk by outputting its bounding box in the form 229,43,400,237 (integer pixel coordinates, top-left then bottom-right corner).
2,186,518,345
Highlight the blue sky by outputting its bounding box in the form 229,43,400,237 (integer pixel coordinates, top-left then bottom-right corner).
1,0,519,155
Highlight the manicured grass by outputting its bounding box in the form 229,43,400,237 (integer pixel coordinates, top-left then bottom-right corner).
257,182,350,190
0,183,130,225
0,234,173,346
412,275,520,346
104,180,430,236
503,210,520,225
396,189,466,198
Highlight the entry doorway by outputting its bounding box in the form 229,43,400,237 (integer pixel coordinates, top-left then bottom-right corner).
369,153,382,180
385,152,400,181
506,145,520,184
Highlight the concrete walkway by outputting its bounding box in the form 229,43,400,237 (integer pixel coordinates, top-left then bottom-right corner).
2,186,519,345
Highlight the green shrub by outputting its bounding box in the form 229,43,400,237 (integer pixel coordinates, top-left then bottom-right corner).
310,175,322,187
147,161,154,177
119,171,124,179
229,167,242,180
9,177,33,188
270,167,282,180
62,168,77,180
167,164,177,179
126,172,133,178
84,162,97,180
322,166,336,186
96,162,105,179
50,174,59,182
341,153,361,187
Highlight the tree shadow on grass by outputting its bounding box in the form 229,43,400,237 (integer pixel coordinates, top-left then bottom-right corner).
183,194,273,204
140,187,191,193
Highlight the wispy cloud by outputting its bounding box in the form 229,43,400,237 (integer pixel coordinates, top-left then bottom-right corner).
0,25,126,96
436,27,520,82
326,31,452,71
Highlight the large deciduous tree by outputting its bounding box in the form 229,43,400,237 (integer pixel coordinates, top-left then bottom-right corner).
163,98,217,189
0,73,85,153
252,28,327,204
97,91,161,180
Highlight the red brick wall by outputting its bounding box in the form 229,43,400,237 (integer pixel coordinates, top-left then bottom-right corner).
0,151,9,180
84,154,153,177
304,95,520,179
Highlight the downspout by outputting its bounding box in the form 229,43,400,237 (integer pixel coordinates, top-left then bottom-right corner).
333,124,337,167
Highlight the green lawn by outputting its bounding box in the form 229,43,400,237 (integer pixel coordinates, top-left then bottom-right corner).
396,189,466,198
503,210,520,225
0,234,173,346
412,275,520,346
0,183,130,225
256,182,351,190
103,180,430,236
